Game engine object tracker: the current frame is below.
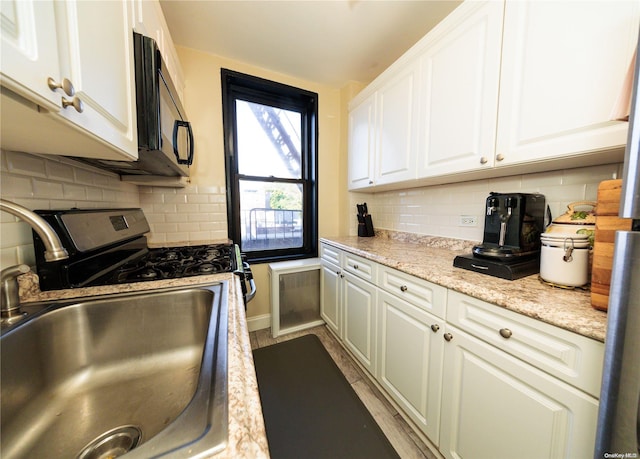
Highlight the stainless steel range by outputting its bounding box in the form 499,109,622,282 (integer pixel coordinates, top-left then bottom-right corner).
31,208,255,303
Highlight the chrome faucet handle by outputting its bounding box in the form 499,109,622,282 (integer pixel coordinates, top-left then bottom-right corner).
1,264,30,318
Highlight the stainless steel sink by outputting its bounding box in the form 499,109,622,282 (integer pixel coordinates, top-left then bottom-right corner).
1,283,229,459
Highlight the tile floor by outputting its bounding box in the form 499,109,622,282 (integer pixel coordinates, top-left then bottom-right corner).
249,325,440,459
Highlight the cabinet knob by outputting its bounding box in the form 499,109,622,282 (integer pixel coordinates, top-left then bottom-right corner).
430,324,440,333
443,333,453,342
400,285,408,292
353,264,359,270
480,156,489,165
47,77,75,96
336,270,341,275
340,274,344,279
499,328,512,339
62,97,84,113
496,153,505,162
368,180,374,185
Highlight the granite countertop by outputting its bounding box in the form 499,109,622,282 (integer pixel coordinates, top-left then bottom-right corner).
16,272,270,459
321,231,608,342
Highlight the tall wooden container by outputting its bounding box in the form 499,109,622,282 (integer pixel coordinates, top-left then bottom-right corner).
591,179,633,311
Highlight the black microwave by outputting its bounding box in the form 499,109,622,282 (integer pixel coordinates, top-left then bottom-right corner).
72,32,193,177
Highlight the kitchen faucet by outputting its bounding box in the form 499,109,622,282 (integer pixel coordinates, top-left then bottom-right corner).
0,199,69,319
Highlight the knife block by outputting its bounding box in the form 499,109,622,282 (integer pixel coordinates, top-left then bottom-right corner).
358,215,375,237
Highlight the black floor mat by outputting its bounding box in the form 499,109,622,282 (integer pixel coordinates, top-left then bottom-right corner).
253,334,400,459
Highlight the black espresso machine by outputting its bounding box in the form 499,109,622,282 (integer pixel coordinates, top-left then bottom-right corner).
454,192,546,280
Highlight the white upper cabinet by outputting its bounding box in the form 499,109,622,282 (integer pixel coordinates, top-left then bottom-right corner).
53,0,137,159
0,0,62,110
416,1,504,178
0,0,138,161
375,62,420,186
348,93,376,190
348,0,639,191
348,61,420,190
495,0,639,166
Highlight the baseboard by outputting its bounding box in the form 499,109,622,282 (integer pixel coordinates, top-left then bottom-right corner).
247,313,271,332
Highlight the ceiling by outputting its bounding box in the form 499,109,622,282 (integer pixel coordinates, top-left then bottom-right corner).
159,0,462,88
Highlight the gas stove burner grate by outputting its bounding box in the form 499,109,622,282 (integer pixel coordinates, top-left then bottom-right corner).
111,243,238,284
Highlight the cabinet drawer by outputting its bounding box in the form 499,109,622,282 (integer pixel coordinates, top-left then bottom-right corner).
320,243,341,266
378,265,447,319
446,290,604,398
343,252,377,283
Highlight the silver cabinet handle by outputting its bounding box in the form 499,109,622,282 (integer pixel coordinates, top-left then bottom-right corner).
499,328,512,339
62,97,84,113
400,285,408,292
496,153,505,162
480,156,488,164
430,324,440,333
47,77,75,96
443,333,453,342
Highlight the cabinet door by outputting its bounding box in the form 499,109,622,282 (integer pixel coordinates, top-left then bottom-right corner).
495,1,639,166
54,0,137,159
440,325,599,459
320,261,341,337
416,1,504,178
348,93,376,190
342,272,377,376
0,0,62,109
375,62,420,185
377,291,445,443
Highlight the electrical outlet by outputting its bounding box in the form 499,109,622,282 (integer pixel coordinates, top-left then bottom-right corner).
459,215,478,227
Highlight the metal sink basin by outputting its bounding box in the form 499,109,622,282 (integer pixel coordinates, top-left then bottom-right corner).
1,283,228,459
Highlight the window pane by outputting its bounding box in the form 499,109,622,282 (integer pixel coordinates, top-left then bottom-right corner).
239,180,303,251
236,100,302,179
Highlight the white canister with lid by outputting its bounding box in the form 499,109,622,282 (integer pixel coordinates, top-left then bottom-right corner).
539,234,590,287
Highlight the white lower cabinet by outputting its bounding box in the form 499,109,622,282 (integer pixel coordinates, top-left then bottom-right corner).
320,259,341,337
377,290,445,443
342,272,377,375
320,251,378,376
320,242,602,458
440,324,599,459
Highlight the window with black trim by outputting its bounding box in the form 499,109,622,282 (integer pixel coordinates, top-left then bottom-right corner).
221,69,318,263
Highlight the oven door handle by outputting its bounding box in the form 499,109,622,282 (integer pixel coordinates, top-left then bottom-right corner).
245,278,256,303
243,261,256,303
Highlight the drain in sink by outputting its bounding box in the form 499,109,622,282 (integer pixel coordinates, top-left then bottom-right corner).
77,425,142,459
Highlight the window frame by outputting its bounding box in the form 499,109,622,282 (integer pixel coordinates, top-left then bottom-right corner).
221,69,318,263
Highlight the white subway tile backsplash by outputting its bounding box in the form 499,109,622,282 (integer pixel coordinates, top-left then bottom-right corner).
0,174,32,197
1,151,230,266
354,162,623,242
1,150,140,269
62,184,88,200
32,179,64,198
6,151,47,178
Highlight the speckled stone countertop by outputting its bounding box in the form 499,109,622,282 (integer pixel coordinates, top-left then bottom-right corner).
16,272,270,459
321,231,608,342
